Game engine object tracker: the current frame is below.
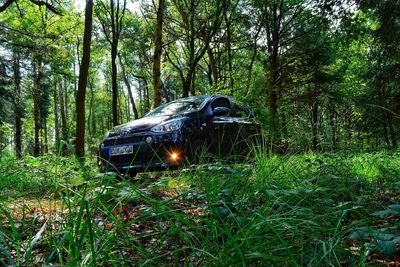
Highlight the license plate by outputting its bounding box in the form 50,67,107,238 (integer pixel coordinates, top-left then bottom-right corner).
110,145,134,156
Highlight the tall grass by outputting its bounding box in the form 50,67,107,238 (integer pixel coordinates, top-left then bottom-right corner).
0,150,399,265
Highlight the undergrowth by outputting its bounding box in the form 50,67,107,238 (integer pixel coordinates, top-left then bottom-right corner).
0,151,399,266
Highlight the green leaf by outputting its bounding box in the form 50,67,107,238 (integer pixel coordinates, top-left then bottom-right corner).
371,209,399,217
350,227,373,239
375,232,395,241
388,204,400,212
350,231,370,239
393,236,400,244
217,207,229,218
376,240,397,257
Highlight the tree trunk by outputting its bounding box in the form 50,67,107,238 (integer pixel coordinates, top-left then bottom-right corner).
388,114,397,148
54,80,60,153
224,10,234,95
143,79,151,113
118,54,139,119
43,117,48,153
125,92,130,121
92,106,96,136
206,43,219,87
59,78,68,149
310,98,319,151
63,78,69,125
111,43,119,126
13,51,22,158
162,80,171,102
266,44,281,152
345,106,352,147
182,78,190,98
382,122,390,147
191,70,196,96
87,77,94,135
75,0,93,158
33,55,43,157
246,24,262,95
152,0,165,108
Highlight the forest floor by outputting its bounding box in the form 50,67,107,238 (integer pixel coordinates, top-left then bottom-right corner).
0,152,399,266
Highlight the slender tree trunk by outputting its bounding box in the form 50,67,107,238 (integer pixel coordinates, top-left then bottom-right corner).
152,0,165,108
125,93,130,121
118,90,124,124
13,51,22,158
388,115,397,148
87,78,94,135
161,80,171,102
59,79,68,146
33,55,43,157
207,43,218,87
310,99,319,151
182,78,191,97
75,0,93,158
182,67,196,98
246,24,262,95
44,117,48,153
224,11,234,95
138,81,143,114
345,106,352,147
111,43,119,126
191,70,196,96
92,107,96,136
54,81,60,153
63,78,69,125
328,103,337,149
118,54,139,119
144,79,150,113
382,122,390,147
266,45,281,151
207,64,213,86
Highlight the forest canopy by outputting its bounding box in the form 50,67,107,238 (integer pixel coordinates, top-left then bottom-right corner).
0,0,399,157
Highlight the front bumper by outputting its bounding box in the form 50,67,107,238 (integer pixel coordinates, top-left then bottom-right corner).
98,131,186,174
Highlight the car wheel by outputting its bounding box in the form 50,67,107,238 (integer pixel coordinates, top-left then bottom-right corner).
128,171,137,179
190,140,211,164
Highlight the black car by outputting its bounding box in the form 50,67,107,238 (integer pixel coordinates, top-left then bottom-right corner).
98,94,262,176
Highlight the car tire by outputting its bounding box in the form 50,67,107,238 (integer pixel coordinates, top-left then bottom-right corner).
190,139,211,164
128,171,137,179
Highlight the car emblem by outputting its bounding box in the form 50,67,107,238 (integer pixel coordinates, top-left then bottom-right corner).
120,130,130,137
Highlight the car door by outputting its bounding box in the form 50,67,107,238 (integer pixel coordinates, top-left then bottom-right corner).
226,103,251,157
207,97,235,157
228,102,261,158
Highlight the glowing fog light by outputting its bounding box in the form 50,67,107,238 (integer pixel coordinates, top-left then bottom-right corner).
170,152,179,161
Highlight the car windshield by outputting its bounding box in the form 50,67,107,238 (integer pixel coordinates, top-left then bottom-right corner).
144,96,208,117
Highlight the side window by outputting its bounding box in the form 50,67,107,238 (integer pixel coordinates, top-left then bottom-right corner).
210,97,231,110
229,103,249,118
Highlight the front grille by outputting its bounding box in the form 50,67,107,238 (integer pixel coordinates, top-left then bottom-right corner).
103,135,145,147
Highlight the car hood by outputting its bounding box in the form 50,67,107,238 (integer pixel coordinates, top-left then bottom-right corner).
107,115,174,137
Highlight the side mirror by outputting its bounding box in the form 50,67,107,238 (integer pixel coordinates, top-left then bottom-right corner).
212,107,230,117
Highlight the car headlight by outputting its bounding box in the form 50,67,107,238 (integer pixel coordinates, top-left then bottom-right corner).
151,119,184,133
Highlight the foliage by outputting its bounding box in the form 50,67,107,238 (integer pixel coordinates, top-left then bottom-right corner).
0,151,399,265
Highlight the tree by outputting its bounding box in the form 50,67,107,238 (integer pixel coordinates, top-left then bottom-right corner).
12,50,23,157
152,0,165,107
96,0,127,126
251,0,339,151
164,0,225,97
75,0,94,158
0,0,62,15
